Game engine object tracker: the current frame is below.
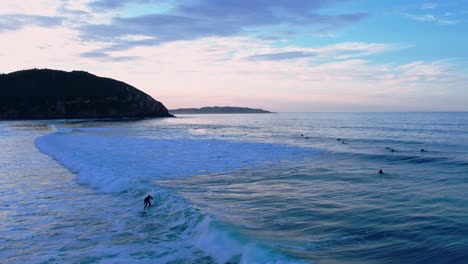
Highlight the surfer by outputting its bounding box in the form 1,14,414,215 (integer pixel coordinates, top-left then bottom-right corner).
144,195,153,209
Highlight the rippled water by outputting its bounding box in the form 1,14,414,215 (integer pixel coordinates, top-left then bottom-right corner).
1,113,467,263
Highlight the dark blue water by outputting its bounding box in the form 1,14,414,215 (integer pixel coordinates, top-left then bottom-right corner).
1,113,467,263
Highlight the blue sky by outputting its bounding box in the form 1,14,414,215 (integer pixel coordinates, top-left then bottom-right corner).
0,0,467,111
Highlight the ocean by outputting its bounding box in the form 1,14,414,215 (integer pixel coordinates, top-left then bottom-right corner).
0,113,467,263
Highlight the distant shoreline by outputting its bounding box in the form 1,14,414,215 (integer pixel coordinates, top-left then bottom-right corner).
169,106,274,115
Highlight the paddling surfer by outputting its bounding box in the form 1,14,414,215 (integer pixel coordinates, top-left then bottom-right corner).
144,195,153,209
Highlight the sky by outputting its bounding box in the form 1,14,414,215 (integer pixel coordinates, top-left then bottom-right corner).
1,0,467,112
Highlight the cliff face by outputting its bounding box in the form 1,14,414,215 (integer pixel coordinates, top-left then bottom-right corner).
0,69,173,120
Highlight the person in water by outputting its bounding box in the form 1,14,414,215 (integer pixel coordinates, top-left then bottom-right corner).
144,195,153,209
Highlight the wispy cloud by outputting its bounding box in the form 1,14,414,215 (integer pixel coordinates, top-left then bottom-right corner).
399,1,467,26
247,51,316,61
0,14,63,32
421,2,438,10
404,13,459,25
88,0,159,11
243,42,407,63
80,50,140,62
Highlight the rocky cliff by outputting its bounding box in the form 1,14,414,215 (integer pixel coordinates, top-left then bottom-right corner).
0,69,173,120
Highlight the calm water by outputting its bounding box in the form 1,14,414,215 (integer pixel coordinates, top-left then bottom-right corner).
0,113,467,263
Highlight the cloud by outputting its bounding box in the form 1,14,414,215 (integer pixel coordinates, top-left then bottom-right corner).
80,50,140,62
0,0,368,58
404,13,459,25
398,61,449,81
421,3,437,10
244,42,403,62
247,51,316,61
0,24,465,111
80,51,108,58
80,14,239,43
106,56,141,62
88,0,157,10
0,0,65,16
175,0,364,25
0,14,63,32
0,1,466,111
78,0,366,53
88,0,132,10
310,13,367,35
397,1,467,26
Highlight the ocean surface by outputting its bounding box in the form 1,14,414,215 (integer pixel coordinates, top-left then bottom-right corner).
0,113,467,264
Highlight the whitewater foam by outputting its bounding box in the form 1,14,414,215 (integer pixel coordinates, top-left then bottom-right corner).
34,130,317,263
35,132,318,193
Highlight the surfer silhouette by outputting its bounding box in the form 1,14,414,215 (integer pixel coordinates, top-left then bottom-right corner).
144,195,153,209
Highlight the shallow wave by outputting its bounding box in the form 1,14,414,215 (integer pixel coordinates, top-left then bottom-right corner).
328,150,468,168
35,132,318,193
35,131,317,263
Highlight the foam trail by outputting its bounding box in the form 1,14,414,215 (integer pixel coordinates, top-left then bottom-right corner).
47,123,74,134
34,131,317,263
35,133,318,193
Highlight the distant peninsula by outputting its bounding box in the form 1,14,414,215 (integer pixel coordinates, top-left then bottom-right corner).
0,69,173,120
169,106,273,114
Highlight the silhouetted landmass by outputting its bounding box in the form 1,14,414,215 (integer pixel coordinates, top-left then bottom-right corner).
0,69,173,120
169,106,273,114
